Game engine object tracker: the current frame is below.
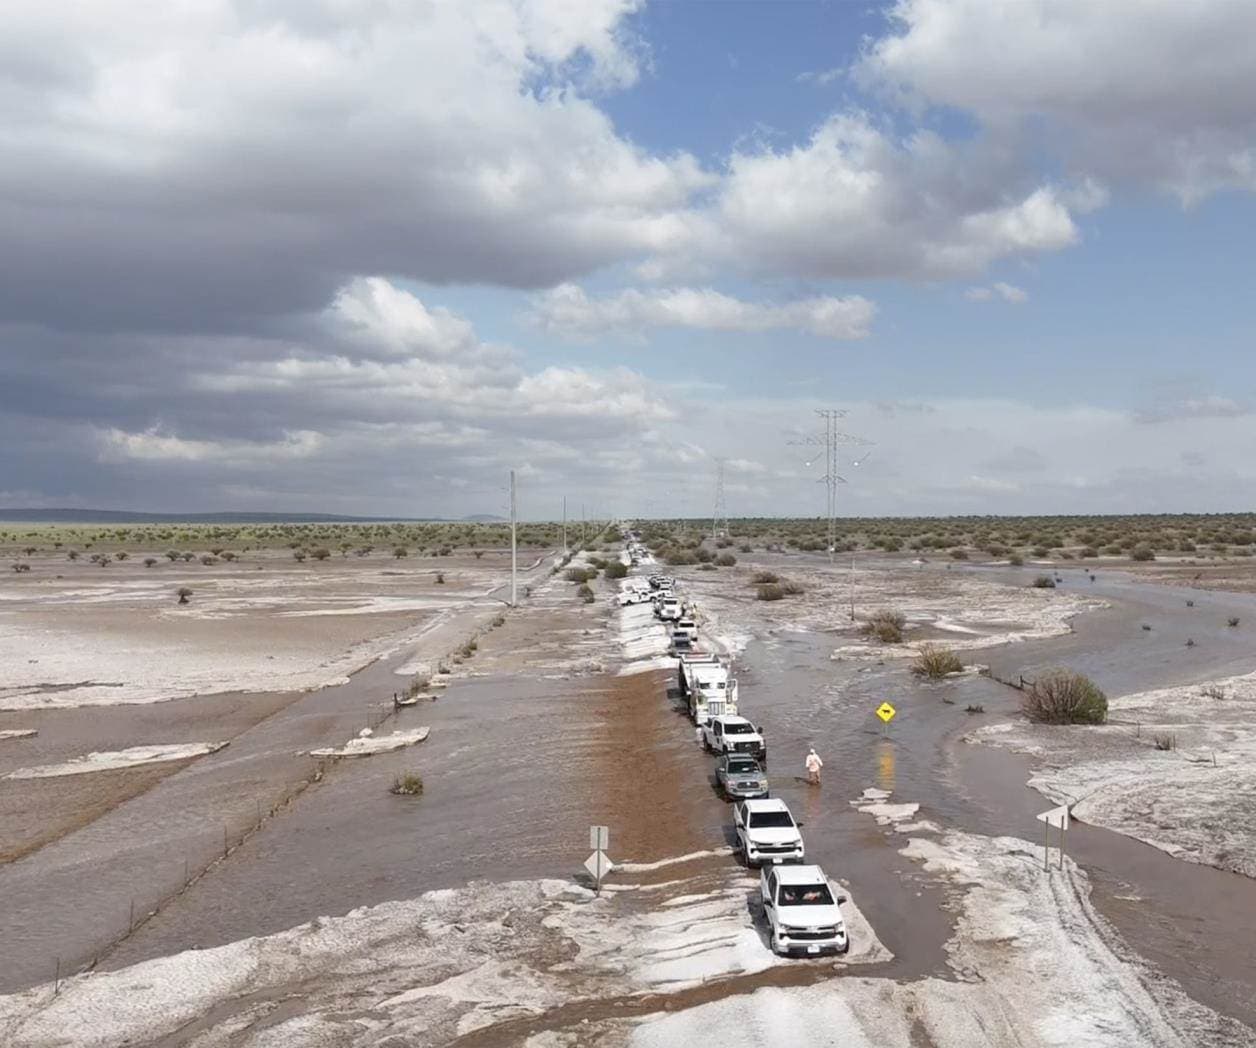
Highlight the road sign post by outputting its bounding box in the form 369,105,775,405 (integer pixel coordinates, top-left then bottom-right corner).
876,702,896,737
1035,805,1069,871
585,826,613,894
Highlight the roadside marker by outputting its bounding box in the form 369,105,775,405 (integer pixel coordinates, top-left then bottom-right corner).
586,826,613,893
1036,805,1070,870
876,702,896,724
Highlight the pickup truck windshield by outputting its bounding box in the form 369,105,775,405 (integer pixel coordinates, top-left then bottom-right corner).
723,722,754,734
727,759,758,774
780,883,834,906
748,811,795,829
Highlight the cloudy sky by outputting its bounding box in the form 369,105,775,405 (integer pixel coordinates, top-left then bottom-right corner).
3,0,1255,519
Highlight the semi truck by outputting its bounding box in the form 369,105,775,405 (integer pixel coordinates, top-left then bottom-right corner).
677,653,739,724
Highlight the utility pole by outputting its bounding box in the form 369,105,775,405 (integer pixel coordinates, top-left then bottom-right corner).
787,410,872,566
510,469,518,607
711,458,728,541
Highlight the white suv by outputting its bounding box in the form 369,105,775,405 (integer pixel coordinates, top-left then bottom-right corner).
760,863,849,956
734,798,803,866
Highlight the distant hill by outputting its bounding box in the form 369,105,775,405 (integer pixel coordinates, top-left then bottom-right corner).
0,508,503,524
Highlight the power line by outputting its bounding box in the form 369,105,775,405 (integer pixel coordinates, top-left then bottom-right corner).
787,409,872,565
711,458,728,541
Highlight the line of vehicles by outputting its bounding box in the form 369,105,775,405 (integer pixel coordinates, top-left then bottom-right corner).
619,534,851,958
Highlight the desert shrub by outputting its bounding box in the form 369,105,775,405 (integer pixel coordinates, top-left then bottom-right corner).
862,609,905,644
1227,617,1240,627
752,571,780,584
965,704,985,714
12,562,31,573
699,562,717,571
604,561,628,579
435,572,445,584
1022,670,1108,724
1008,553,1024,566
565,567,596,583
166,550,180,561
310,548,331,561
181,552,195,562
491,613,506,627
210,547,224,556
780,580,805,595
390,772,424,796
1130,545,1156,562
1186,638,1196,647
393,547,408,558
879,536,904,552
1185,599,1195,607
115,551,129,561
756,583,785,601
949,548,968,560
577,583,595,603
176,586,193,604
1178,541,1196,552
716,537,733,548
1032,575,1056,588
67,550,80,560
912,644,963,679
474,550,484,559
1031,546,1049,558
221,551,237,561
1200,684,1226,700
293,550,307,562
715,553,737,567
1080,546,1098,558
694,547,715,563
144,557,158,567
663,549,697,566
739,544,753,553
201,555,218,565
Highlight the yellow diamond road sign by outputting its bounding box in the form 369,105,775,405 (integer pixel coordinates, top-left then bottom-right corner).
876,702,897,724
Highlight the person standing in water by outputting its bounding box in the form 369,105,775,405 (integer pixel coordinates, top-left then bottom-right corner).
805,747,823,785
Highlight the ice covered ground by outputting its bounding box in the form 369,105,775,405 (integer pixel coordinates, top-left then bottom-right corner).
0,558,530,709
967,670,1256,878
0,860,888,1048
310,727,429,758
672,561,1103,661
4,741,228,779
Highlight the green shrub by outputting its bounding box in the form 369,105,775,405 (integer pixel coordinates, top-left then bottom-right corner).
1130,545,1156,562
949,548,969,560
1032,575,1056,588
912,644,963,679
577,583,595,603
1008,553,1024,566
715,553,737,567
1080,546,1098,558
604,561,628,579
565,567,596,583
1023,669,1108,724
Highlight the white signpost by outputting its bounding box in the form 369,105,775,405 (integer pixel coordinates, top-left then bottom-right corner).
586,826,613,893
1036,805,1070,870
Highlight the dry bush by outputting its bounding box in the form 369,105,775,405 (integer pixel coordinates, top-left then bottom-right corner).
1152,733,1176,751
780,580,805,595
1022,670,1108,724
1200,684,1226,700
756,583,785,601
752,571,779,584
390,772,424,796
577,583,595,603
143,557,158,567
1130,545,1156,562
862,609,906,643
912,644,963,679
715,553,737,567
565,567,596,583
1032,575,1056,588
176,586,193,604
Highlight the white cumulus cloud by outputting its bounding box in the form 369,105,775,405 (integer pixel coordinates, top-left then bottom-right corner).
529,284,875,340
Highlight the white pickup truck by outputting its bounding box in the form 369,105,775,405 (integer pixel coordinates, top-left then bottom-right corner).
760,864,849,956
654,594,682,621
677,653,739,724
734,797,804,866
701,714,767,762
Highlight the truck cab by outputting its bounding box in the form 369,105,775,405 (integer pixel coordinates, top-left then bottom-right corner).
760,864,849,956
702,715,766,762
655,595,682,621
677,653,739,724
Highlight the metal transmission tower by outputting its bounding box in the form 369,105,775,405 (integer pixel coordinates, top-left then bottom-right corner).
788,410,872,564
711,458,729,540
